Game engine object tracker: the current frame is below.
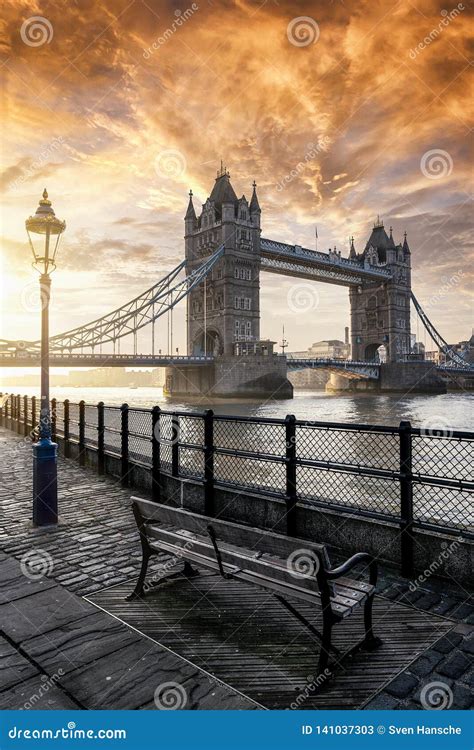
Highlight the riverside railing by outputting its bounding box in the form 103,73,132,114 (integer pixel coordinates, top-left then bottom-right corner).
1,393,472,576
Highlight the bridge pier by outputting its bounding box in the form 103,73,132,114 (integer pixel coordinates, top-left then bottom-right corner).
326,361,446,394
164,355,293,400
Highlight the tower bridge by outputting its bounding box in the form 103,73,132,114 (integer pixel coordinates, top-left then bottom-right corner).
1,168,472,398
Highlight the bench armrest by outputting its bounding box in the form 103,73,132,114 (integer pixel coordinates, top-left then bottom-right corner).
326,552,378,587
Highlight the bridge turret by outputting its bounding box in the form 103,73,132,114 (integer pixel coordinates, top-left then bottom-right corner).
350,219,412,363
185,166,262,356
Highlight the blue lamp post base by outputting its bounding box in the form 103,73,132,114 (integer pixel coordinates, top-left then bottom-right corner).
33,437,58,526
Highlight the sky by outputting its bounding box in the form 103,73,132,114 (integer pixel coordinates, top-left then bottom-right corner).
1,0,472,363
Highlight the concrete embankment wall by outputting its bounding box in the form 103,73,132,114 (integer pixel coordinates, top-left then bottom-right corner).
63,438,472,587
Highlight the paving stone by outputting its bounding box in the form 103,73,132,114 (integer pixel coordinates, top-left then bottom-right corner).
384,672,419,698
0,556,56,604
409,650,443,677
60,640,202,710
433,631,463,654
0,674,79,710
459,632,474,655
0,586,93,643
22,610,141,676
0,636,38,692
363,692,401,710
438,650,471,679
451,683,472,709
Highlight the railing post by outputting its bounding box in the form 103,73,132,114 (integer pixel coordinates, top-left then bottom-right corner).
9,394,14,430
16,394,20,433
203,409,215,516
31,396,37,438
399,420,414,578
78,400,86,466
171,413,180,478
121,403,129,487
151,406,161,502
63,399,70,457
285,414,297,536
97,402,105,475
23,396,29,437
3,395,8,428
51,398,57,442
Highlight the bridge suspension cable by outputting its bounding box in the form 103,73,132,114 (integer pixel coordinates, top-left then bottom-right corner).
9,245,225,354
411,292,470,368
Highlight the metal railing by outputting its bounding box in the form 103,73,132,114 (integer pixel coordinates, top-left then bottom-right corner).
1,393,472,577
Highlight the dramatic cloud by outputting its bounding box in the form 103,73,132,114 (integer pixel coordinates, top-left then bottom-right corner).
1,0,472,351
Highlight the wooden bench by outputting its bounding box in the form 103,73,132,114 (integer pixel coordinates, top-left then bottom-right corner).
129,497,382,677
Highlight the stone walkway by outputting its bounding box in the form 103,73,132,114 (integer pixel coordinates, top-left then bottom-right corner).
0,427,472,710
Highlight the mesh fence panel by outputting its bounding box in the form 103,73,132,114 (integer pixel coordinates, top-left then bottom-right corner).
214,453,286,494
104,406,121,455
214,419,286,458
68,403,80,440
296,466,400,517
296,424,400,471
128,409,152,466
412,435,473,482
413,483,473,530
84,404,98,447
55,401,64,436
158,413,175,473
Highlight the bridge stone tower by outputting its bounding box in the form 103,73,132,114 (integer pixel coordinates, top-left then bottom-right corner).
349,221,411,362
185,166,262,356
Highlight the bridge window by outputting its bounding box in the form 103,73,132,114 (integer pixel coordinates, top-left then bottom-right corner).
245,321,251,336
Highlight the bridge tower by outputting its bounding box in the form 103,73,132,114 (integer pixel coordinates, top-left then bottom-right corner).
185,166,261,356
349,220,411,362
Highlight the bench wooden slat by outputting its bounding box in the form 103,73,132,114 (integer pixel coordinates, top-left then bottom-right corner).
132,497,331,568
146,525,368,618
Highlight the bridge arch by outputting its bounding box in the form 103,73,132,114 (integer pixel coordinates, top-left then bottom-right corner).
365,343,387,363
192,328,223,356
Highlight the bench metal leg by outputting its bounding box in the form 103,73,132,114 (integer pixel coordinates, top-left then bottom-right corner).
317,614,333,677
275,595,340,656
183,561,199,578
361,593,383,650
126,548,150,601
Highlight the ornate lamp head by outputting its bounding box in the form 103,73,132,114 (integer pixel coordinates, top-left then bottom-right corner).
26,189,66,274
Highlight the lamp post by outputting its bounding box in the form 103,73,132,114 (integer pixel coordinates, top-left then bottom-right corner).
26,189,66,526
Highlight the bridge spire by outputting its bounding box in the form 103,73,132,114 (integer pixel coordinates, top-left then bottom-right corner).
349,236,356,260
250,180,260,214
403,230,410,254
185,189,196,220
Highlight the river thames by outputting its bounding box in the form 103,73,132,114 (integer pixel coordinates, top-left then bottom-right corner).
7,386,473,430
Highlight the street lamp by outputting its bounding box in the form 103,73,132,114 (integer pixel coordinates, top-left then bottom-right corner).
26,189,66,526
